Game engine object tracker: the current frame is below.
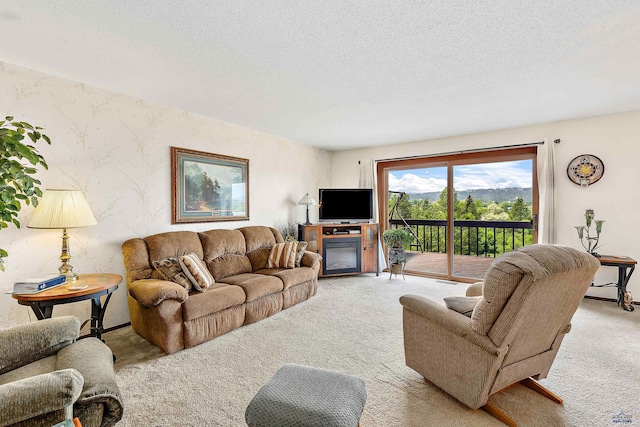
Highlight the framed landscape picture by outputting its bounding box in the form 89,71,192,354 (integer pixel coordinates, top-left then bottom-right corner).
171,147,249,223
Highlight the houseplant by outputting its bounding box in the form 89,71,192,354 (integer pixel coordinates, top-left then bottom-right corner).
0,116,51,271
382,227,412,268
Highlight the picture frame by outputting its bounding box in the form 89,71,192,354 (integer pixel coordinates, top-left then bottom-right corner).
171,147,249,223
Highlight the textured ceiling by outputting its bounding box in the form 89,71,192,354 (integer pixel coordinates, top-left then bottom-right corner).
2,1,640,151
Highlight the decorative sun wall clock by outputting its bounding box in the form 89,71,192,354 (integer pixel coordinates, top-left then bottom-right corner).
567,154,604,187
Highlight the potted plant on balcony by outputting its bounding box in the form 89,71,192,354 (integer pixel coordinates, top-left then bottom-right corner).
0,116,52,271
382,228,412,279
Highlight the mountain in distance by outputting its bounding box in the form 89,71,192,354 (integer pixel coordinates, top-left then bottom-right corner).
405,187,533,204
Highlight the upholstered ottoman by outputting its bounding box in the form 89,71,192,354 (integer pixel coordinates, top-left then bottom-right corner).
245,364,367,427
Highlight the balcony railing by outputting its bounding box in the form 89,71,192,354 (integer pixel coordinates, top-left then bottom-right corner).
389,218,533,257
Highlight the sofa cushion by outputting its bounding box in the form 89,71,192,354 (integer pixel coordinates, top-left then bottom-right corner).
199,230,252,280
181,284,246,322
267,242,298,269
221,274,284,302
145,231,203,263
179,253,214,292
256,267,317,290
239,226,282,271
152,257,192,291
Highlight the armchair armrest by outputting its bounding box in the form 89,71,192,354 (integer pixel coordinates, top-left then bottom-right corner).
399,294,501,355
0,369,83,426
466,281,483,297
57,338,124,426
128,279,189,307
301,251,322,273
0,316,80,374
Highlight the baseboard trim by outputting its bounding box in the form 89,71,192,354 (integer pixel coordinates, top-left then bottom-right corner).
79,322,131,339
583,295,639,305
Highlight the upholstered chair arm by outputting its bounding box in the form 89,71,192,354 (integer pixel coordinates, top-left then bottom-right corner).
128,279,189,307
0,368,84,426
399,294,500,355
57,338,124,427
465,281,483,297
0,316,80,374
301,251,322,273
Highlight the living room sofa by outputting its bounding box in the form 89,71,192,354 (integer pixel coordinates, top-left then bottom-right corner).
122,226,321,354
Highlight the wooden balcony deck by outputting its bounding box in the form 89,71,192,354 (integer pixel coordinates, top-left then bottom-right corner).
403,250,497,279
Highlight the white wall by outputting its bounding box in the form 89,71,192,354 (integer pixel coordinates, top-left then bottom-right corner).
0,61,331,330
331,110,640,300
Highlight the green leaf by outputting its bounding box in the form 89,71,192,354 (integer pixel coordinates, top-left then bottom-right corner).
28,132,37,143
20,122,34,130
42,134,51,144
5,116,13,121
12,218,20,228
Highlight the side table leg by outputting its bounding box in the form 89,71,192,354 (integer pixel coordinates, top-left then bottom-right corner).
618,265,635,312
29,304,52,320
90,293,114,341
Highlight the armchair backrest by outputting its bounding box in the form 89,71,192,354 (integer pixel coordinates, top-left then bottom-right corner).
471,244,600,366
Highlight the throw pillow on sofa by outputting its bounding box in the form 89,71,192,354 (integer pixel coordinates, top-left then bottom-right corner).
179,253,215,292
295,241,308,267
152,257,193,291
268,241,298,269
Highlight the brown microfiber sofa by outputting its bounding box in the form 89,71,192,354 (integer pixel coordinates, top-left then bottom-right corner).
121,226,321,354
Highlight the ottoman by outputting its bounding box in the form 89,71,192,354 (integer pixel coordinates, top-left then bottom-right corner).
245,364,367,427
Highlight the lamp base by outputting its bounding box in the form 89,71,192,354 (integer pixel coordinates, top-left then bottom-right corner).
59,228,78,281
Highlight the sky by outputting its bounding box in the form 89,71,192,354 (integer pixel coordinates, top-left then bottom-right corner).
388,160,533,193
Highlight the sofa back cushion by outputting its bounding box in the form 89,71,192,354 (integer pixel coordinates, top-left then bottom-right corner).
199,229,252,281
238,226,284,271
122,231,204,284
145,231,204,263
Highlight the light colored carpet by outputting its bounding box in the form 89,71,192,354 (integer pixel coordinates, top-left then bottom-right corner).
105,274,640,426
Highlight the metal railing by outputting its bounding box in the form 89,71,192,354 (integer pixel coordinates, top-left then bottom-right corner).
389,218,533,257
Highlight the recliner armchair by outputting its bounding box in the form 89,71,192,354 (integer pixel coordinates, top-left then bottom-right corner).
0,316,123,427
400,244,599,426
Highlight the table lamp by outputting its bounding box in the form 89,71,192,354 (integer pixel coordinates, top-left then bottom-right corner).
28,189,97,281
298,193,317,225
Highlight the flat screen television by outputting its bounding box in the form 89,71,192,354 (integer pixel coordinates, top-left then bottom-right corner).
318,188,373,223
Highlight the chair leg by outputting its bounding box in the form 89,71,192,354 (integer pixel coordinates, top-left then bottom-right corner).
481,402,517,427
519,377,563,404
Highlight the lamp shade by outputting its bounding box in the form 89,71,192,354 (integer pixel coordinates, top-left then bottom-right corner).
298,193,317,206
28,189,97,229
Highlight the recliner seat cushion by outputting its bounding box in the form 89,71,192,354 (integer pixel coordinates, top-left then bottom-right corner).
182,284,246,321
221,274,284,301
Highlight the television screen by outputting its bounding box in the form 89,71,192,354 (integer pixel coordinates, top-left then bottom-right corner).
318,189,373,223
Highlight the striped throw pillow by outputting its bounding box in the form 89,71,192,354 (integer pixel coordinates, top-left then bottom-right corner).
179,253,214,292
267,242,298,269
152,257,193,291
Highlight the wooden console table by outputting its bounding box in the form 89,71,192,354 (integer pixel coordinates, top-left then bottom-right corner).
592,255,636,312
12,273,122,339
299,223,379,277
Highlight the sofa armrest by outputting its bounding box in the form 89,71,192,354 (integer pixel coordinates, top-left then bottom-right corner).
0,316,80,374
128,279,189,307
0,369,84,426
399,294,500,355
301,251,322,272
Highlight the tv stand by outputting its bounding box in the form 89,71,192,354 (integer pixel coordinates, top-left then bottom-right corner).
298,223,379,277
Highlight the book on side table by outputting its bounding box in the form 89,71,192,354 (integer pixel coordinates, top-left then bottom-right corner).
12,274,67,295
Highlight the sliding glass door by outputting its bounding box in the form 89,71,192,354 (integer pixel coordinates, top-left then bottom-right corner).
378,147,538,281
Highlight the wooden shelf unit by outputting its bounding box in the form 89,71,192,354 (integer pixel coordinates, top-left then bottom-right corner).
298,223,379,277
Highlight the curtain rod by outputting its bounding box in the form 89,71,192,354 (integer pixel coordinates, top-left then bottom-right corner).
376,140,556,163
